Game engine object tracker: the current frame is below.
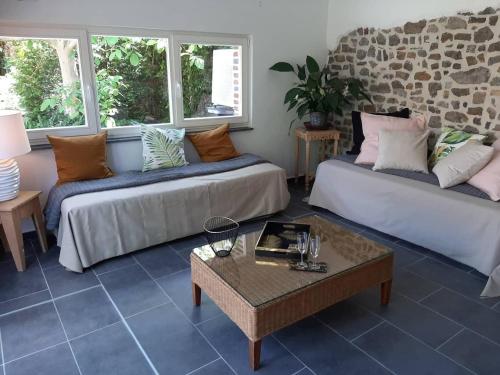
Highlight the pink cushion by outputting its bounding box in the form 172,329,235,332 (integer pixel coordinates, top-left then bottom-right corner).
468,141,500,201
355,113,427,165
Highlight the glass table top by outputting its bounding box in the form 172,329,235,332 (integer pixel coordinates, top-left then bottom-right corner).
192,215,392,308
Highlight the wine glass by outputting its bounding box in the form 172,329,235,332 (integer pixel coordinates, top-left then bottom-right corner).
296,232,309,268
309,234,321,270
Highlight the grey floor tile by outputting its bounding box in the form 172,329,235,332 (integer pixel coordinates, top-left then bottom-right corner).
294,368,314,375
55,286,120,339
315,299,382,340
352,289,462,348
127,304,218,375
99,264,169,317
92,254,137,275
134,244,189,279
392,268,441,301
407,258,500,307
5,343,79,375
354,323,471,375
397,240,473,272
32,240,61,270
71,322,153,375
274,317,390,375
170,234,207,253
0,302,66,362
439,329,500,375
43,266,99,298
282,203,312,219
198,315,303,375
189,358,234,375
0,289,51,317
0,256,46,303
156,269,222,324
421,288,500,345
170,235,207,262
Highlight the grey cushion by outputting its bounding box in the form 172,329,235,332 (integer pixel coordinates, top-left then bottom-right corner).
373,129,430,173
432,142,494,188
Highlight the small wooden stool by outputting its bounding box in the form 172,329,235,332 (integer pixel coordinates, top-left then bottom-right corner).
0,191,48,271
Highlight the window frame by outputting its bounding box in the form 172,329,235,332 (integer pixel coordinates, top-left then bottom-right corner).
0,24,251,144
171,33,250,130
86,27,175,139
0,26,99,145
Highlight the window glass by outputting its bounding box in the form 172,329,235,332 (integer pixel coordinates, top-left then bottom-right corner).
91,35,170,127
0,37,86,129
180,43,242,119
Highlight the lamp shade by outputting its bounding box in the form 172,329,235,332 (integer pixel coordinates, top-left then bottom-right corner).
0,110,31,159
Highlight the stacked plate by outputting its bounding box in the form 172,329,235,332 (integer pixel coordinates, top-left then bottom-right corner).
0,159,20,201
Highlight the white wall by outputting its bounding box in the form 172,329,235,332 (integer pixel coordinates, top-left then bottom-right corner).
327,0,500,48
0,0,329,205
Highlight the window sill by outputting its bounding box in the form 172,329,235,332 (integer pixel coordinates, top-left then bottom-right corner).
29,125,254,151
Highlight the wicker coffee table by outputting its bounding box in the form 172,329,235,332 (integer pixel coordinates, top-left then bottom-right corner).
191,215,393,370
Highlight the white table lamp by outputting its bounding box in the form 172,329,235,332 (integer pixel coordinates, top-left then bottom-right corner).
0,110,31,202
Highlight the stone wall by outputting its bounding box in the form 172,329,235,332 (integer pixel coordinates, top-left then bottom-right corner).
328,6,500,151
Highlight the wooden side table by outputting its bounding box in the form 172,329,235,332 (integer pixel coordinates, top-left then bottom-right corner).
0,191,48,271
295,127,341,191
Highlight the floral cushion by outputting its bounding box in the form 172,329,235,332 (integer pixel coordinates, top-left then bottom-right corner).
428,127,485,167
141,126,188,172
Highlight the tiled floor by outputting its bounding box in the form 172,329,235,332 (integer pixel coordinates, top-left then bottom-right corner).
1,181,500,375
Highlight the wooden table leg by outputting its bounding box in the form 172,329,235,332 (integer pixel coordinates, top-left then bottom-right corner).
0,224,8,253
192,282,201,306
249,339,262,371
381,279,392,305
32,198,48,253
0,212,26,271
295,136,300,184
305,140,311,192
333,138,339,157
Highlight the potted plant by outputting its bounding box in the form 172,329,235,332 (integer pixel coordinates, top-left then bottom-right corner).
270,56,370,131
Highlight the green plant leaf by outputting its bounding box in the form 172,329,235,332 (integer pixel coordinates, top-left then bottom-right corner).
306,56,320,74
105,36,119,46
269,62,295,72
297,65,306,80
442,131,472,144
284,88,303,104
129,53,140,66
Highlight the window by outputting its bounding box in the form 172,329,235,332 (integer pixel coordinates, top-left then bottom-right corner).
0,37,87,129
90,35,171,128
173,35,248,128
180,44,242,119
0,26,250,143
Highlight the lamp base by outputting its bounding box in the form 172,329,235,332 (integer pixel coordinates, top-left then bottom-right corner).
0,158,21,202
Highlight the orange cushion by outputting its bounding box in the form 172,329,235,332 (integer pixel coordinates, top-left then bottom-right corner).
188,124,240,162
48,132,113,185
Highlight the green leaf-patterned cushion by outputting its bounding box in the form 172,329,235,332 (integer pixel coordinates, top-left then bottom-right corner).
428,127,486,167
141,126,188,172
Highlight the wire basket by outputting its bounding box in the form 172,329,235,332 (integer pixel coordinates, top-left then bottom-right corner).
203,216,240,257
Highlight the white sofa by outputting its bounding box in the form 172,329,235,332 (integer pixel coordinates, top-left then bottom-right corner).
57,162,290,272
309,157,500,297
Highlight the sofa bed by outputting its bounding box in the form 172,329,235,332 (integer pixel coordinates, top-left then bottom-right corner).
309,154,500,298
45,154,290,272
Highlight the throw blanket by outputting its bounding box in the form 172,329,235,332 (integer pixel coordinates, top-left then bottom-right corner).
44,153,266,230
336,154,490,201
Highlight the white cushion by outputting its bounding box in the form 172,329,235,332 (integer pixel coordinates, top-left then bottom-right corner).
433,142,494,188
373,129,430,173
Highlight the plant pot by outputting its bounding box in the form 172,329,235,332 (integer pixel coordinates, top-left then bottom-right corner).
309,112,327,127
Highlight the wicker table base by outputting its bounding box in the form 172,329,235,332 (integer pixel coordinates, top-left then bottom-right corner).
192,256,393,371
190,216,393,370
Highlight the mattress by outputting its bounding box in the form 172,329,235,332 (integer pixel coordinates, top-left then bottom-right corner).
309,158,500,297
57,163,290,272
